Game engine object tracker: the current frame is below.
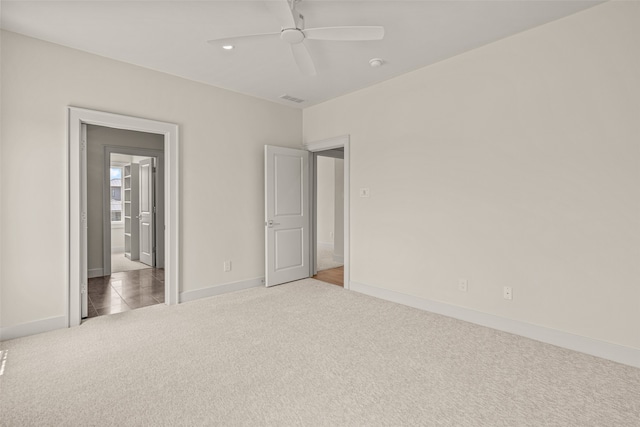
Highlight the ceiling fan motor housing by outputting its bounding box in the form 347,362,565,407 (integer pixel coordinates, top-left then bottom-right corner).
281,28,305,44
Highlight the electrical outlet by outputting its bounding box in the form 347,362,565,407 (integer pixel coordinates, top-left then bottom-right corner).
458,279,468,293
329,231,334,238
503,286,513,300
224,261,232,272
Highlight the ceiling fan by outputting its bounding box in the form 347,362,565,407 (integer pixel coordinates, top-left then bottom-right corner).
207,0,384,76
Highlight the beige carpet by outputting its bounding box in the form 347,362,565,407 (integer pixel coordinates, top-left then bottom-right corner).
317,245,343,271
111,251,151,273
1,279,639,426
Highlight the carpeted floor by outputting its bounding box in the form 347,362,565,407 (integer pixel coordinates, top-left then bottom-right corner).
111,251,152,273
1,279,639,426
317,245,343,271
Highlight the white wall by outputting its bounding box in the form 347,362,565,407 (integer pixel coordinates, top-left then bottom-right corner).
111,225,125,254
316,156,335,246
303,2,640,350
0,30,301,329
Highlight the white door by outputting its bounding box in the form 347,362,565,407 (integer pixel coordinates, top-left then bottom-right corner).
139,158,155,266
265,145,310,287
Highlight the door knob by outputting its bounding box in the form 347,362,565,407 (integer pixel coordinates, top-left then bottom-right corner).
266,220,281,228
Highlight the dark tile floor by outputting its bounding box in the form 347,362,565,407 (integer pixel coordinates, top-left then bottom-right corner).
86,268,165,318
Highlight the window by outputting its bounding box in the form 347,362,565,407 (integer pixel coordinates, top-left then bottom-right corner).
110,167,123,223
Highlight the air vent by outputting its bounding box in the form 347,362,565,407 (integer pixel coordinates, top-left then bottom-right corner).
280,94,305,104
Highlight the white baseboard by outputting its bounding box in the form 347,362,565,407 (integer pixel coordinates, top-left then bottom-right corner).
0,316,67,341
111,246,125,253
350,281,640,369
1,277,264,340
333,255,344,263
317,242,333,249
88,268,104,278
180,277,264,303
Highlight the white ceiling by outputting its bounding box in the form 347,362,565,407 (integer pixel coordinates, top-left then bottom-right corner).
1,0,601,108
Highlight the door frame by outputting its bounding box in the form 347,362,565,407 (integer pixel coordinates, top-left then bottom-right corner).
304,135,350,289
69,107,179,327
103,146,165,276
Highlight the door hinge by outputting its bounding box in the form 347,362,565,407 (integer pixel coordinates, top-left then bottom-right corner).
81,211,87,224
81,284,87,294
81,138,87,150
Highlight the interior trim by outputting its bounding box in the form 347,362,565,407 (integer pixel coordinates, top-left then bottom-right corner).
351,281,640,368
0,316,68,341
180,277,265,303
88,268,104,279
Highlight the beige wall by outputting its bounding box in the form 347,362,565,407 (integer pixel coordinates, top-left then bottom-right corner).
303,2,640,349
87,126,163,270
316,156,335,245
0,31,301,328
317,156,345,261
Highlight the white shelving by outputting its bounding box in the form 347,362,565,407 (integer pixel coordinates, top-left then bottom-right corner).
124,163,140,261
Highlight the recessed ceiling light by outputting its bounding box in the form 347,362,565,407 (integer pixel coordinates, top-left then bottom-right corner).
222,45,234,50
369,58,384,68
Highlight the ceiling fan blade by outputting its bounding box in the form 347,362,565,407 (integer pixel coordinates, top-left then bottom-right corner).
303,26,385,41
207,32,280,47
290,43,316,76
264,0,298,29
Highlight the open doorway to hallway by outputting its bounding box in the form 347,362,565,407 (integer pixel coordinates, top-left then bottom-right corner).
313,150,345,287
86,125,165,318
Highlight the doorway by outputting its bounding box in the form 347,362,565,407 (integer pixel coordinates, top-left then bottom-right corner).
85,126,166,318
68,107,179,327
109,156,152,273
312,150,345,286
103,147,165,276
263,135,350,289
306,135,350,289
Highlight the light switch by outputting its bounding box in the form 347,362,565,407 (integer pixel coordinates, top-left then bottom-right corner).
359,188,370,198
